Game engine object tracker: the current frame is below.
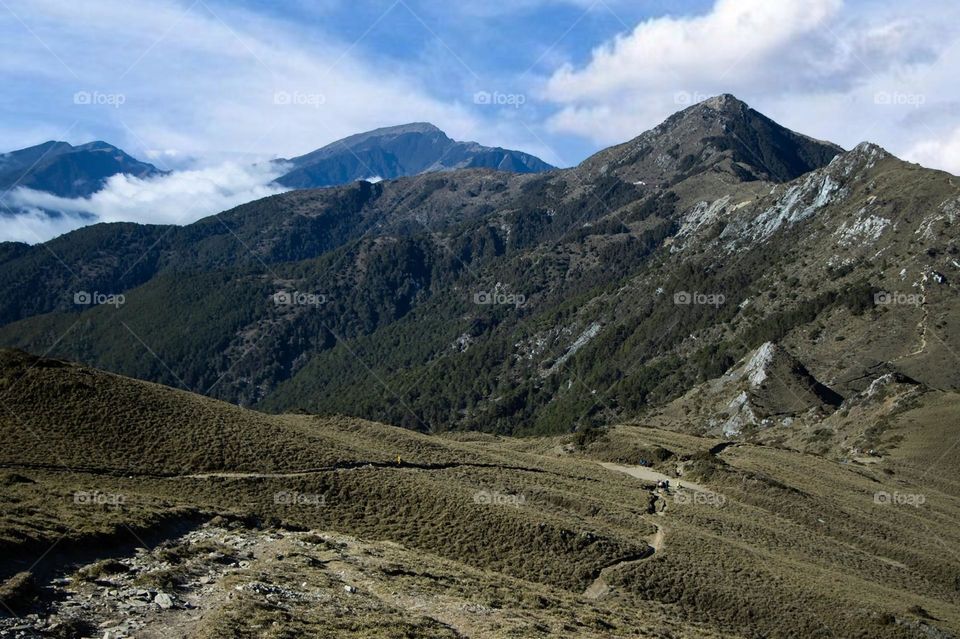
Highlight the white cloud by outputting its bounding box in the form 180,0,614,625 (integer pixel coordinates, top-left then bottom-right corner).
0,0,563,242
0,0,489,159
905,126,960,176
1,161,289,243
547,0,842,102
0,0,562,172
0,208,93,245
542,0,956,161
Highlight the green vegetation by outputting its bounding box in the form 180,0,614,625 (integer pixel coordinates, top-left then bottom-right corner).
2,124,959,439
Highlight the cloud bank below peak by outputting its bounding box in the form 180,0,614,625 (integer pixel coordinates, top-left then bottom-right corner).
0,0,505,160
1,161,290,244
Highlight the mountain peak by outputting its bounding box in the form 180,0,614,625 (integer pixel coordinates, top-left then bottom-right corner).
823,141,892,176
333,123,446,147
276,123,553,188
372,122,443,135
75,140,120,152
652,341,844,438
696,93,749,113
578,94,843,185
850,141,891,158
0,140,160,198
312,122,449,156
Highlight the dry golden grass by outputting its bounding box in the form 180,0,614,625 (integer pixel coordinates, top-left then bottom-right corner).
2,349,959,638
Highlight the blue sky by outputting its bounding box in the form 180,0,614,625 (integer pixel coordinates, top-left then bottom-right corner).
2,0,960,241
0,0,707,166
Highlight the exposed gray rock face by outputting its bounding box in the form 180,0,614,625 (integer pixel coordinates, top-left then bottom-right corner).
153,592,174,609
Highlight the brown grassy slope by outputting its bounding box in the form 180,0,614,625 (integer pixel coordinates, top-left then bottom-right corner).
490,423,960,638
0,349,493,474
0,349,655,593
2,349,960,638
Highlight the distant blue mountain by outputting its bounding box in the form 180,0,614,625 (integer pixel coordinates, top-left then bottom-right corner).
0,140,163,198
274,123,554,189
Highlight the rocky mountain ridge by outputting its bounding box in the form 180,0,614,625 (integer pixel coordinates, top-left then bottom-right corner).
0,140,162,198
0,95,957,444
274,122,554,188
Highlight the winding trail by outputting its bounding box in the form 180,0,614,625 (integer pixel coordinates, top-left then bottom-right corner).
891,277,929,363
647,523,665,553
597,462,710,493
582,514,664,600
582,462,728,600
581,463,680,600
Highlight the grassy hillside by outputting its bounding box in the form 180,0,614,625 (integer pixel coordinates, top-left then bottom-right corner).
1,350,958,638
